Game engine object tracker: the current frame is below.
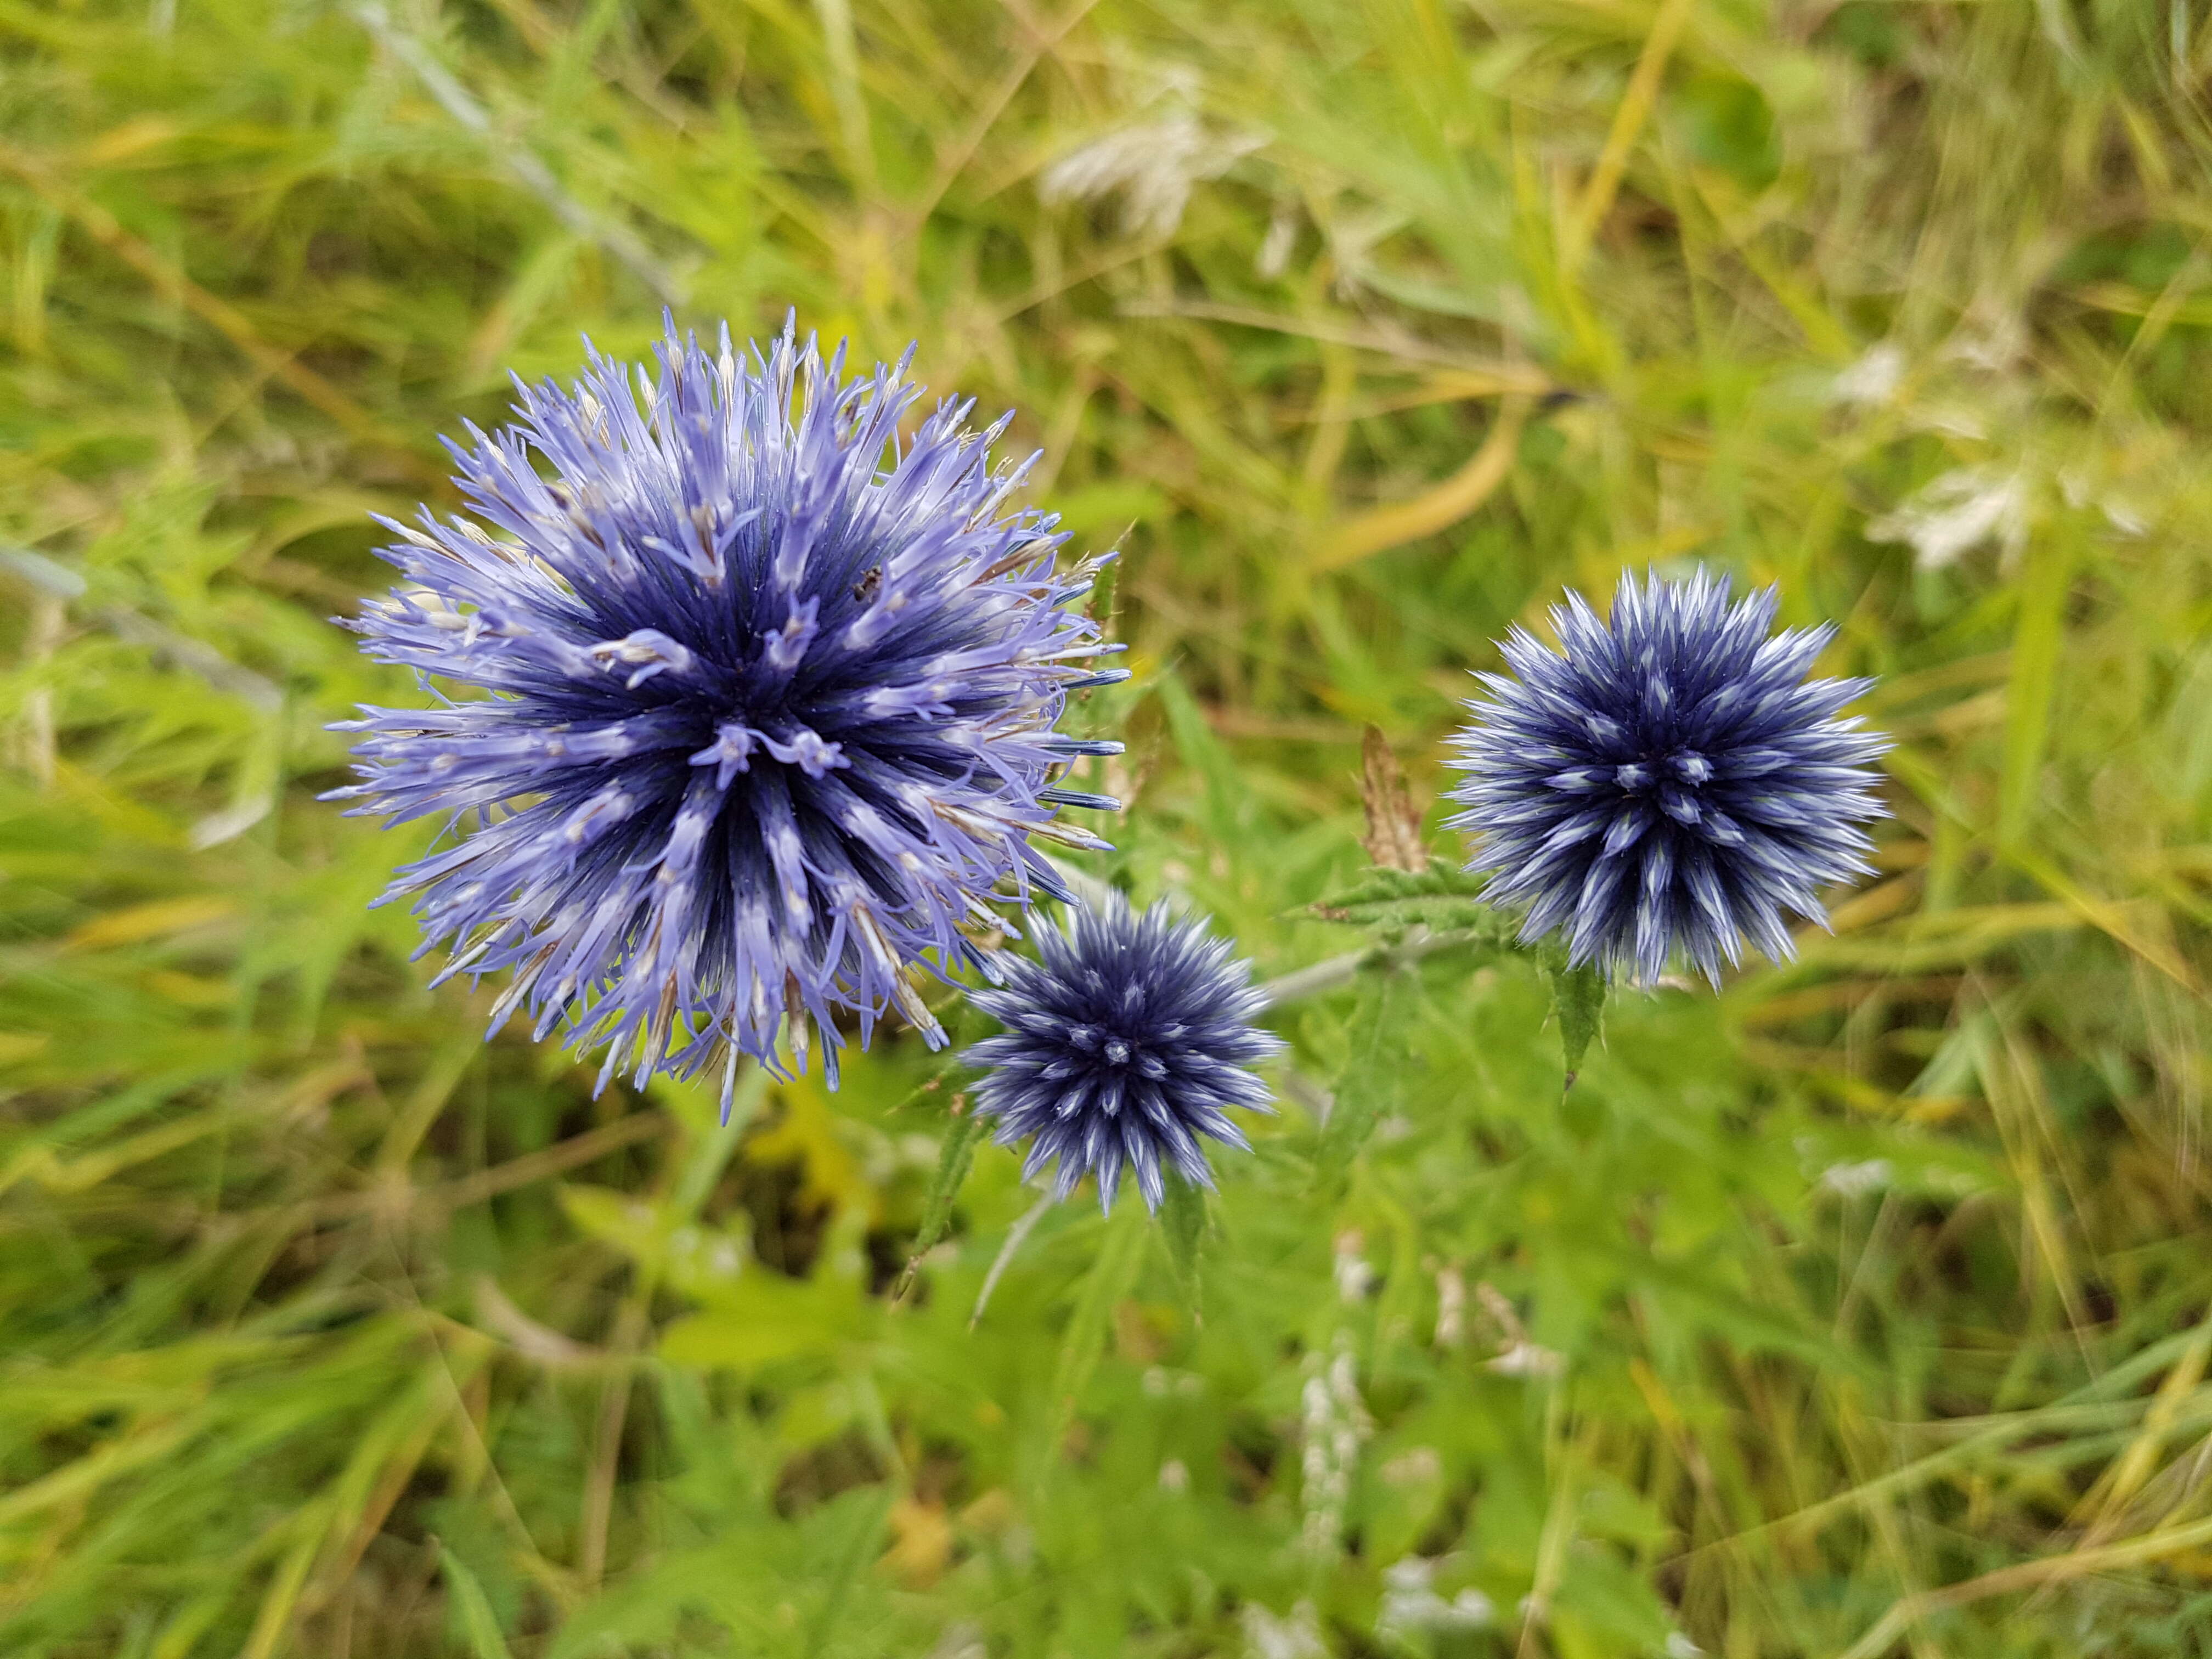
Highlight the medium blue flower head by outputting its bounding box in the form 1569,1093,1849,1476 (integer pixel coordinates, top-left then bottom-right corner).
1444,569,1888,985
967,897,1282,1212
329,321,1126,1108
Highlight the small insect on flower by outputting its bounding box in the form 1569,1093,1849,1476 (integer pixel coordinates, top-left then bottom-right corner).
328,319,1128,1115
967,896,1283,1212
1444,569,1888,985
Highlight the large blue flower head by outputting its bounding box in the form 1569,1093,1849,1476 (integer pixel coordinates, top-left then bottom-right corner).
967,897,1282,1212
330,320,1127,1107
1444,569,1888,985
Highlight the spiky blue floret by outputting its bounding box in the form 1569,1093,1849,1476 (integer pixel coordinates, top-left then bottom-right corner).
967,897,1282,1213
1444,569,1889,985
327,320,1128,1110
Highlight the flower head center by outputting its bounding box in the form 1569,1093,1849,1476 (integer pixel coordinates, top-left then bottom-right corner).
687,715,848,789
1604,748,1715,828
1068,1023,1150,1071
1612,748,1709,795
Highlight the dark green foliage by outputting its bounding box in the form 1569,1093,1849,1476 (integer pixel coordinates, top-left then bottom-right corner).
899,1101,987,1295
1308,862,1515,936
1315,973,1405,1186
1548,960,1609,1090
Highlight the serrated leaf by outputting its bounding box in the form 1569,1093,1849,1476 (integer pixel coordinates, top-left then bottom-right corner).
1316,973,1403,1183
1549,959,1608,1087
1309,862,1520,936
909,1106,988,1275
1312,861,1490,914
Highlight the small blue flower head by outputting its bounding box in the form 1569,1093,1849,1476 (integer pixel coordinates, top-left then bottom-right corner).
329,320,1127,1110
1444,569,1889,985
967,897,1283,1212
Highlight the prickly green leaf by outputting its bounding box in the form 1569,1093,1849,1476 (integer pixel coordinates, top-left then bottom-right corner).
1550,960,1608,1087
1317,973,1403,1183
913,1105,988,1258
1309,861,1521,936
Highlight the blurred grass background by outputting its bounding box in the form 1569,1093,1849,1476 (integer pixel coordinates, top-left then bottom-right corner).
5,0,2212,1653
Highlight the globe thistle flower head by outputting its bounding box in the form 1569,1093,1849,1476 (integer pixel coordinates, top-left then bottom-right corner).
967,896,1282,1213
328,319,1127,1113
1444,568,1888,985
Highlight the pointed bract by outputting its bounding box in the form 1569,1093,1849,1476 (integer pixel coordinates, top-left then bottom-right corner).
968,897,1282,1212
1444,569,1888,985
329,320,1127,1108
